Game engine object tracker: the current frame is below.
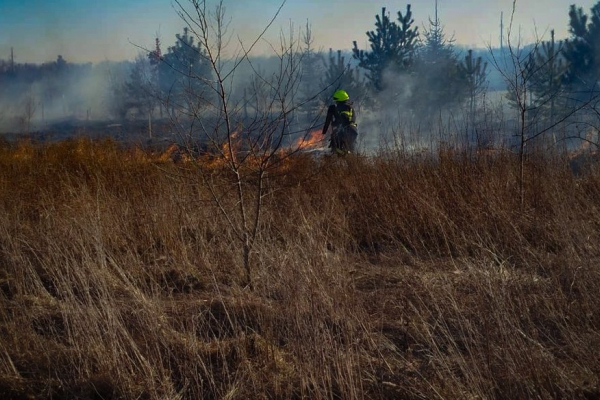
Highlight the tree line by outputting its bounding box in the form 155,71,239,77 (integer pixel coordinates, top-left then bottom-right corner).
2,1,600,144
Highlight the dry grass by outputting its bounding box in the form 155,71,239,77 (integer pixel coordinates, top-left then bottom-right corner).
1,137,600,399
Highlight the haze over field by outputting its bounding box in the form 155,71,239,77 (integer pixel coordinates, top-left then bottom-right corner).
2,0,600,156
1,0,596,63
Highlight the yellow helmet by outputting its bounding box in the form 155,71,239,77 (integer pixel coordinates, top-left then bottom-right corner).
333,89,349,102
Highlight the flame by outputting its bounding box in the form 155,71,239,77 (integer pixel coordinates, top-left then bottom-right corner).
220,130,240,159
199,130,243,168
292,129,324,151
157,143,180,162
128,127,325,169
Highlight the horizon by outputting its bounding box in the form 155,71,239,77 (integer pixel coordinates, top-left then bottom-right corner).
1,0,597,64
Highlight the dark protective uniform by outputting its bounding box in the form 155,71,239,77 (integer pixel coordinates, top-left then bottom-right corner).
321,100,358,154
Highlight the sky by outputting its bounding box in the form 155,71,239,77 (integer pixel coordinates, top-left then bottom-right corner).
0,0,597,64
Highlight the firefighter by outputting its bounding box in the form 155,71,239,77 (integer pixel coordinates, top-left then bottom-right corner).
321,89,358,155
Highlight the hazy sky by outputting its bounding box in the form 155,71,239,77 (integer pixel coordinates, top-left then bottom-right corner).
0,0,596,64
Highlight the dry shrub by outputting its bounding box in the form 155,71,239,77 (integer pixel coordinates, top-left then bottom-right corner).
1,138,600,399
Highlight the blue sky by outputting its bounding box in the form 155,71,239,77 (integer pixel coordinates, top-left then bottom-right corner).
0,0,597,63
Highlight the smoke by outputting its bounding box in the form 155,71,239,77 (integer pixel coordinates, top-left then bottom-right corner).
0,59,132,134
0,31,581,155
0,46,512,156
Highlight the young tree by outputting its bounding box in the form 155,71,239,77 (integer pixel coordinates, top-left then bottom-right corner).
171,0,304,289
148,37,164,118
421,1,450,59
459,49,489,144
352,5,419,92
298,21,324,125
320,49,369,111
124,55,159,134
563,2,600,100
529,30,567,140
410,1,466,115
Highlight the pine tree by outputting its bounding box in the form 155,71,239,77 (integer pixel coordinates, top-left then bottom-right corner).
320,49,369,109
458,49,488,145
352,5,419,92
299,21,324,123
396,5,420,68
459,50,488,118
158,28,213,113
420,2,453,62
125,55,157,119
148,37,162,66
410,1,466,114
563,2,600,98
530,30,567,124
148,37,163,118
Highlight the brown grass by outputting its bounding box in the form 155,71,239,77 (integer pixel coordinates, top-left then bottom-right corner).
1,138,600,399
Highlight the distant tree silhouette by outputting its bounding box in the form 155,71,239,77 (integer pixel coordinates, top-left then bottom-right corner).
352,5,419,92
124,55,157,120
299,21,325,124
529,30,567,126
148,37,164,118
56,55,67,70
158,27,213,115
459,49,489,144
460,50,488,114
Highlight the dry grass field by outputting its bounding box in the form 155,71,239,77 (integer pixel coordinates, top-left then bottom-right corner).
1,138,599,399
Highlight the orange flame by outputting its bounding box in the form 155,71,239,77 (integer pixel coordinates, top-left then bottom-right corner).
219,130,241,158
135,127,326,169
292,129,324,151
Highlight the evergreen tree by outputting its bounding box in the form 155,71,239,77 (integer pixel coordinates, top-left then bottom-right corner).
563,2,600,98
421,4,452,62
158,27,213,113
299,21,325,123
504,52,536,111
125,55,157,119
530,30,567,123
320,49,369,109
459,49,488,118
410,1,466,114
458,49,489,145
148,37,163,117
352,5,419,92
